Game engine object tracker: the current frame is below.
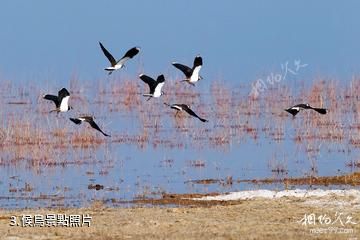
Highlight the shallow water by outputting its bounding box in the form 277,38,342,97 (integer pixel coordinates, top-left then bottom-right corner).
0,77,359,208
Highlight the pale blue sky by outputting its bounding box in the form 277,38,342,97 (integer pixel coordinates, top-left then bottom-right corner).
0,1,360,84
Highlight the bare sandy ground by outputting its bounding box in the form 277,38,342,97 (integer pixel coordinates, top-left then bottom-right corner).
0,192,359,240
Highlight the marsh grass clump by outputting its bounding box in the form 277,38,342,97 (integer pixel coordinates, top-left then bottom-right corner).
112,133,149,149
7,119,48,146
70,131,107,148
267,152,289,176
110,80,142,111
211,81,232,119
237,172,360,187
188,159,206,168
345,159,360,169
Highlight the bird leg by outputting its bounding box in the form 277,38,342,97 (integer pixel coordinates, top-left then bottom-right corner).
181,79,195,86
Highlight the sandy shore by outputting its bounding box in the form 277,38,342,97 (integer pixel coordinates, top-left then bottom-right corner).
0,191,359,240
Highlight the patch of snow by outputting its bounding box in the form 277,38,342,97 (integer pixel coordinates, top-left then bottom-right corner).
192,189,360,203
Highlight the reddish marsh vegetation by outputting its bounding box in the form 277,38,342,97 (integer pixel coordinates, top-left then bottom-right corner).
0,76,359,209
0,77,359,160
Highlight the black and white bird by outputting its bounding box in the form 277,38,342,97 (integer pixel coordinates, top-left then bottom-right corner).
172,55,203,86
285,103,327,117
69,116,110,137
164,103,208,122
99,42,140,75
139,74,165,101
43,88,72,113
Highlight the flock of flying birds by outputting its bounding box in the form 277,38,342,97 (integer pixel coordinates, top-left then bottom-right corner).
43,42,208,137
42,42,327,137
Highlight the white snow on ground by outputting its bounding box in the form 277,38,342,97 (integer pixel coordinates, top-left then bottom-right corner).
192,189,360,207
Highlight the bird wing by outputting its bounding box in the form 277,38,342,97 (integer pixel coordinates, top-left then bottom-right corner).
43,94,60,107
139,74,156,92
311,108,327,114
116,47,140,66
193,56,203,69
88,119,110,137
69,118,82,125
170,104,182,111
285,108,299,116
156,74,165,83
172,63,192,78
58,88,70,100
58,88,70,98
182,105,208,122
99,42,117,66
58,88,70,111
293,104,310,109
152,75,165,96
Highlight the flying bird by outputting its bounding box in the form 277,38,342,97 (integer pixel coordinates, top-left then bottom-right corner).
285,103,327,117
43,88,72,113
139,74,165,101
99,42,140,75
70,116,110,137
164,103,208,122
172,55,203,86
